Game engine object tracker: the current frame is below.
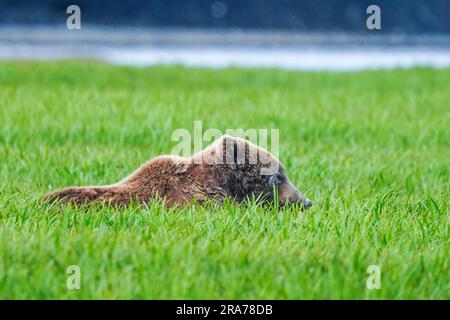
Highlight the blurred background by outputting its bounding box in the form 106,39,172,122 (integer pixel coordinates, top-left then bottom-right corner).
1,0,450,70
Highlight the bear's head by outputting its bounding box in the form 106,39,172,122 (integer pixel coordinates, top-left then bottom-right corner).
201,135,313,209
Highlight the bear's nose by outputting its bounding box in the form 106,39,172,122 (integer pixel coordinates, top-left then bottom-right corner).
303,199,313,208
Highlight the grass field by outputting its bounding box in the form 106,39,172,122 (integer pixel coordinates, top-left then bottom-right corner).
0,61,448,299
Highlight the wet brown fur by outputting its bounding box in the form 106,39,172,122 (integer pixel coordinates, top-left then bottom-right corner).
43,135,312,208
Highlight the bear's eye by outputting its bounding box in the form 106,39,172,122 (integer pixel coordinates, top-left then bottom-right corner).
268,175,281,186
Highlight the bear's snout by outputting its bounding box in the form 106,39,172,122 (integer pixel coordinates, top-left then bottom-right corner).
278,181,313,209
301,197,313,208
289,190,313,209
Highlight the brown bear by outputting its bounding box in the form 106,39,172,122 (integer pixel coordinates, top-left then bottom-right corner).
43,135,313,208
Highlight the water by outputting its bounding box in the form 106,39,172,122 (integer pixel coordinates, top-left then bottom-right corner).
1,26,450,71
101,46,450,70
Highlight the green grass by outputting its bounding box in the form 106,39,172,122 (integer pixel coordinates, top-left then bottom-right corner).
0,61,448,299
